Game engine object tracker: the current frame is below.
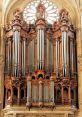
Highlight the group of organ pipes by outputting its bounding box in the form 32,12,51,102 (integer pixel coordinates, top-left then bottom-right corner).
4,3,77,108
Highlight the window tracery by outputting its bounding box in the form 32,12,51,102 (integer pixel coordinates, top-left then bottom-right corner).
23,0,59,24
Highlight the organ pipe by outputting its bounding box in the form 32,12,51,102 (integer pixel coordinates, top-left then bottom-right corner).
62,31,69,77
22,39,26,76
40,29,42,70
64,32,67,76
13,31,20,77
62,32,64,76
13,35,15,76
66,35,69,76
27,77,31,106
37,29,40,70
39,80,43,103
37,29,45,70
42,29,44,70
44,85,48,102
46,38,49,71
70,39,74,76
50,78,54,103
8,39,11,73
32,85,38,102
56,40,60,78
28,39,34,72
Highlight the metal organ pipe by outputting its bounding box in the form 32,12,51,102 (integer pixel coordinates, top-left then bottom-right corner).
37,28,45,70
42,29,44,70
13,36,15,76
62,31,69,77
39,80,43,103
28,39,35,72
22,40,24,75
7,39,12,74
62,32,64,76
64,32,67,76
40,29,42,70
46,39,49,71
17,32,20,75
22,39,26,76
51,42,54,72
8,40,10,73
24,40,26,75
70,39,74,76
27,76,31,106
37,29,40,70
66,35,69,76
56,39,60,78
13,31,20,77
50,78,54,104
71,40,74,75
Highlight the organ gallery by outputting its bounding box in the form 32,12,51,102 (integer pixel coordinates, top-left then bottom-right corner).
4,0,77,111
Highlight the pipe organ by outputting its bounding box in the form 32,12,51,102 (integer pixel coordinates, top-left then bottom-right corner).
4,4,77,108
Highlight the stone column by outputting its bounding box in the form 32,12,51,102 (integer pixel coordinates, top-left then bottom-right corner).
76,11,82,117
0,26,5,108
76,12,82,117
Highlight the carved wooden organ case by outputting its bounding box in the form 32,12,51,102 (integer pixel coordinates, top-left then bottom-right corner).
4,4,77,108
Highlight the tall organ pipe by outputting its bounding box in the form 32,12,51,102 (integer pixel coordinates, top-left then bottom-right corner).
56,39,60,78
8,39,11,74
22,39,26,76
46,38,49,71
62,31,69,77
24,40,26,75
66,35,69,76
64,32,67,76
70,39,74,76
13,31,20,77
37,28,45,70
62,32,64,76
42,29,44,70
13,35,15,76
40,29,42,70
37,30,40,70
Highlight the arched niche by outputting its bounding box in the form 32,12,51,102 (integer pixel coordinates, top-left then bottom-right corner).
13,87,18,100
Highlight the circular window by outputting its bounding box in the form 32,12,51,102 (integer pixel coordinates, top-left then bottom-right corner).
23,0,59,24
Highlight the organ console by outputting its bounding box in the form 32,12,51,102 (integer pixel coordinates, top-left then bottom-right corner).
4,2,77,108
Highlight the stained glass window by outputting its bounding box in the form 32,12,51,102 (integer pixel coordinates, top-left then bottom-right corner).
23,0,59,24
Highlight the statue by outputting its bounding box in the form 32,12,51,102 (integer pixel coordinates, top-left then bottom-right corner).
6,90,12,107
60,9,69,22
36,3,45,19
